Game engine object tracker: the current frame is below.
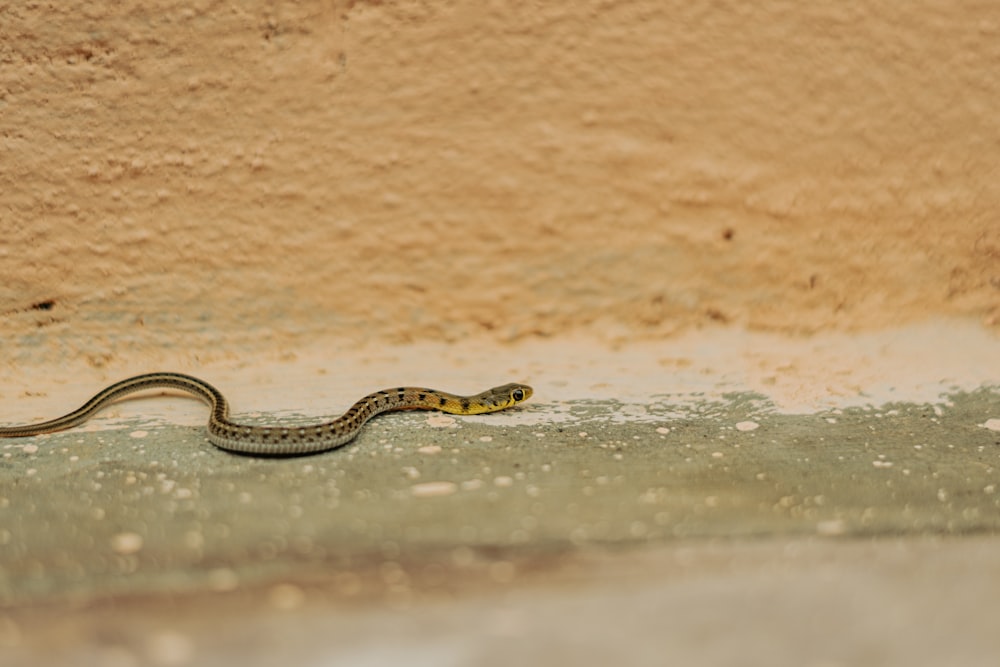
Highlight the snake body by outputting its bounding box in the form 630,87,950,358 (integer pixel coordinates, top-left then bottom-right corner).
0,372,533,455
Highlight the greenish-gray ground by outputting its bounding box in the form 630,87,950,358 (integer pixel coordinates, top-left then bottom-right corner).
2,388,1000,665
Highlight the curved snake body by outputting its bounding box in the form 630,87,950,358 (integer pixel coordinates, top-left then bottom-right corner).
0,372,533,455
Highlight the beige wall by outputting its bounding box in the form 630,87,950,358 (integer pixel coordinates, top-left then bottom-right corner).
2,1,998,364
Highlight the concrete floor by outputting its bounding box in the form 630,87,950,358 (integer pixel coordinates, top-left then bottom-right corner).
2,384,999,666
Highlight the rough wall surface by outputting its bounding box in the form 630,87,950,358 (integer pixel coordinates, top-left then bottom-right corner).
1,1,998,363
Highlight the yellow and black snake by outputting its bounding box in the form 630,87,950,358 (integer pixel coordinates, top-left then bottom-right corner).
0,372,533,455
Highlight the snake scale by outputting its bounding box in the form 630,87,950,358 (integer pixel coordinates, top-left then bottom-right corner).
0,372,533,455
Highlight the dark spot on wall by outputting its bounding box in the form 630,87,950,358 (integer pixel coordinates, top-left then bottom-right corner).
706,308,728,322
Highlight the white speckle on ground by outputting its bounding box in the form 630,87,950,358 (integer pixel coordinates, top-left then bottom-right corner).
478,436,493,442
410,481,457,497
417,445,442,454
494,476,514,487
735,421,759,432
816,519,847,536
130,430,148,438
981,418,1000,432
21,444,38,454
111,531,144,554
426,415,456,428
656,427,670,434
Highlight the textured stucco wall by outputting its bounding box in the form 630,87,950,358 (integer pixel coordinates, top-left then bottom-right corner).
1,1,998,364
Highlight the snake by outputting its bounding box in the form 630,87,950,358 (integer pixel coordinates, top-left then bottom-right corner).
0,372,533,455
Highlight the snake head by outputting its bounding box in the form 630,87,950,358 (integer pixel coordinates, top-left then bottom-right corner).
488,382,533,409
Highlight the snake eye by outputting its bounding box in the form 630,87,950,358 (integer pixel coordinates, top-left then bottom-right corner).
512,388,525,401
